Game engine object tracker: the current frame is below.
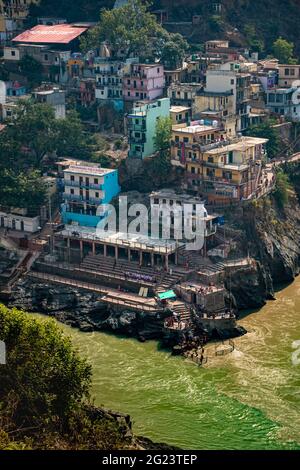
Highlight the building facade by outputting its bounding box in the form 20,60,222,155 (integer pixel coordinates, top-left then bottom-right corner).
127,97,170,159
123,63,165,102
61,165,120,227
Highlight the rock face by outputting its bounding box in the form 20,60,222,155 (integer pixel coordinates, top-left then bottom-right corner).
7,279,168,340
225,192,300,310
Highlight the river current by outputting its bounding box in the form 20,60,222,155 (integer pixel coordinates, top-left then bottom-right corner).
34,277,300,449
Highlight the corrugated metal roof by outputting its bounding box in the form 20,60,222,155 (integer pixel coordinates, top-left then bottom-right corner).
12,24,88,45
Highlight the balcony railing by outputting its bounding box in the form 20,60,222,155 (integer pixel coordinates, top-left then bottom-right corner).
64,181,104,190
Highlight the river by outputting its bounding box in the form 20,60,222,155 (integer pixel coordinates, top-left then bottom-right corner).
36,277,300,450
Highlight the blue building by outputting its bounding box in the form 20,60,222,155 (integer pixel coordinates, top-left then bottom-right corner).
61,165,120,227
6,81,26,97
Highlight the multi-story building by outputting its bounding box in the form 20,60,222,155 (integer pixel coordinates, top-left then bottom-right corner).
80,78,96,107
170,105,191,125
167,82,203,107
94,58,124,101
193,89,236,137
206,64,251,132
170,122,226,167
127,97,170,159
149,189,218,242
33,85,66,119
278,64,300,88
123,63,165,102
61,165,120,227
171,132,268,205
0,14,16,41
266,87,300,122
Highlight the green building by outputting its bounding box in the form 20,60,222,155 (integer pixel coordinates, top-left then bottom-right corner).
127,98,170,159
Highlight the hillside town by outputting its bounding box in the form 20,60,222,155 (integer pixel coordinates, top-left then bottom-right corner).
1,0,300,358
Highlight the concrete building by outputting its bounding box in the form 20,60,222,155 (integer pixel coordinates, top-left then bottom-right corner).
266,87,300,122
0,14,16,41
170,105,191,125
0,208,40,233
180,136,268,205
94,58,124,101
170,122,225,167
0,1,39,24
206,64,251,132
123,63,165,102
167,82,202,107
61,165,120,228
127,97,170,159
278,64,300,88
193,89,236,137
149,189,218,242
33,85,66,119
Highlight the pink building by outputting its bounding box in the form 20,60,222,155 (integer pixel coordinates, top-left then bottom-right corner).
123,63,165,101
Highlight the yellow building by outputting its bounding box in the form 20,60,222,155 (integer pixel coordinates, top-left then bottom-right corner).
187,137,268,204
170,105,191,124
193,90,236,137
170,122,225,165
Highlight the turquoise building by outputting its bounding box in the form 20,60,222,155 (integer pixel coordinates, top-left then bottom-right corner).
61,165,120,227
127,98,170,159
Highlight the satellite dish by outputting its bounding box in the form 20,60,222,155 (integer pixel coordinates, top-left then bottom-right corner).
0,81,6,105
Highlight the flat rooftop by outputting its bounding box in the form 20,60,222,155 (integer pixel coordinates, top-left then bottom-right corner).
205,137,268,155
170,106,191,113
60,226,181,254
173,124,217,134
64,165,115,177
150,188,205,205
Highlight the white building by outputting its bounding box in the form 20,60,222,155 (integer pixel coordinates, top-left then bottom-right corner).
0,209,40,233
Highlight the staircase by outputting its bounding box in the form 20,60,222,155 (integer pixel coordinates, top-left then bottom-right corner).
169,301,192,323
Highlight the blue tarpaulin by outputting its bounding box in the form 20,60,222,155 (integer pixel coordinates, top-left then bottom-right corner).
158,290,176,300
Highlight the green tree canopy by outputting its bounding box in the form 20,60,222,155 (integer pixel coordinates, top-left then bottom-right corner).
153,116,172,153
272,37,295,63
274,169,291,208
244,120,280,159
81,0,188,66
0,305,129,449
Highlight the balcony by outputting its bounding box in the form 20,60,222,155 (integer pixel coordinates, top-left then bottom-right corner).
129,136,146,145
63,193,83,201
64,180,104,190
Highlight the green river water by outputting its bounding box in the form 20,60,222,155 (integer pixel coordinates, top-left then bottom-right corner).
37,277,300,450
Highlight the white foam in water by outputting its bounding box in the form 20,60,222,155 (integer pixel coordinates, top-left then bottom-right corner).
291,340,300,366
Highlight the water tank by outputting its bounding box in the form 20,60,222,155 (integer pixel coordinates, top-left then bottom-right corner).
212,120,219,127
199,119,204,125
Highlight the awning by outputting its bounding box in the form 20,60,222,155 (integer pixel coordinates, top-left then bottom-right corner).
158,290,176,300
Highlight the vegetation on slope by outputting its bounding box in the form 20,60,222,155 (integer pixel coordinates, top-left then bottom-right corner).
0,305,134,450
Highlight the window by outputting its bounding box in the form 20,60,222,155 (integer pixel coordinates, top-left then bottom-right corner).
231,79,234,85
154,198,159,204
141,81,144,86
44,54,48,61
175,136,179,142
285,68,290,76
208,157,214,163
11,50,16,56
128,92,130,96
127,79,131,85
162,199,166,204
183,137,189,143
70,189,74,195
70,175,75,181
135,92,139,97
191,167,196,174
95,192,99,198
135,132,140,137
291,69,295,76
157,68,160,73
94,178,98,184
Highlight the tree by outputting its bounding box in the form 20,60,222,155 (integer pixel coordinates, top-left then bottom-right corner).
153,116,172,153
0,305,129,450
272,37,295,63
19,55,43,86
0,170,47,215
150,116,173,181
160,33,189,70
244,120,280,159
3,102,95,167
274,170,291,208
81,0,187,64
